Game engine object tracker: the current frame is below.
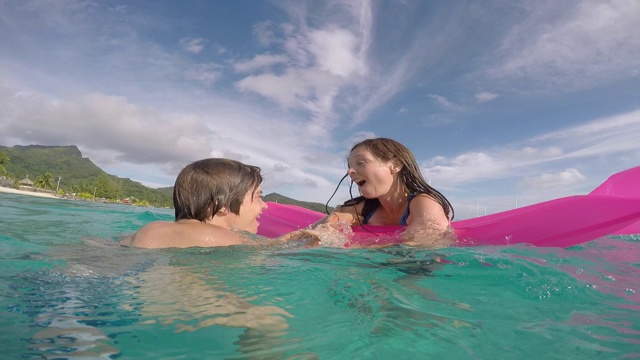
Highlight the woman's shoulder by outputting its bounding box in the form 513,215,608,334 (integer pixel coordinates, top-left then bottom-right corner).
412,193,440,203
410,193,446,212
407,194,449,227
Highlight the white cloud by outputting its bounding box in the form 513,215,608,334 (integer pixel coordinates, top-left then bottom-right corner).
6,93,178,157
346,131,377,148
253,21,278,46
0,79,352,203
1,0,637,212
0,90,215,165
307,27,366,77
531,109,640,159
186,63,223,85
488,0,640,91
423,109,640,187
179,38,207,54
232,1,376,138
475,92,499,102
514,146,564,158
426,152,508,185
235,68,345,141
427,94,461,110
519,168,586,189
0,1,355,201
233,53,288,73
112,5,127,13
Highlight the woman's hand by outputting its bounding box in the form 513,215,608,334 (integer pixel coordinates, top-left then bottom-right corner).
279,211,363,248
277,229,326,247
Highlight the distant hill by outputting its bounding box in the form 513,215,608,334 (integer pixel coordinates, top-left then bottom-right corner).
147,186,332,214
264,193,333,214
0,145,172,207
0,145,331,212
1,145,105,182
157,186,173,196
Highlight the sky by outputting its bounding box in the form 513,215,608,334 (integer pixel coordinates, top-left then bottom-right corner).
1,0,639,219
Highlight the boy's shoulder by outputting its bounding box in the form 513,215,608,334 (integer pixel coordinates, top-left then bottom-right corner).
120,220,243,249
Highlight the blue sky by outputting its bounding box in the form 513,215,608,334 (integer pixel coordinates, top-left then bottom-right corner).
1,0,638,219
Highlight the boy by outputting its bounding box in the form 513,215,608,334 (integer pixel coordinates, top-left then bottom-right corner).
120,158,309,248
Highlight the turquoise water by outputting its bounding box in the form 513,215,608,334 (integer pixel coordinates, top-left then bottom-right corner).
1,193,639,359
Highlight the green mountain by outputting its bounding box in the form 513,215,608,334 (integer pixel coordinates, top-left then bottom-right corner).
144,187,332,213
264,193,333,214
0,145,172,207
0,145,332,212
157,186,173,196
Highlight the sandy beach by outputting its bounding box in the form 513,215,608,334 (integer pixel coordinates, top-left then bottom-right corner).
0,186,60,199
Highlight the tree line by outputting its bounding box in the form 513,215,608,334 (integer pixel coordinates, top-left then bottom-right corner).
1,145,330,211
0,146,172,207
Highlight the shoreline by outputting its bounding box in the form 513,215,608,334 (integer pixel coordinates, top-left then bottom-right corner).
0,186,172,210
0,186,61,199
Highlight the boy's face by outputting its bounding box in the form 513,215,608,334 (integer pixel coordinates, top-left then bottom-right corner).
234,185,267,233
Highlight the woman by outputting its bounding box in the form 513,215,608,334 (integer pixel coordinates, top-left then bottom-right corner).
321,138,455,248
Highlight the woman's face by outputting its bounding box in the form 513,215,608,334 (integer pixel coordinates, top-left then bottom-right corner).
347,146,397,198
233,185,268,233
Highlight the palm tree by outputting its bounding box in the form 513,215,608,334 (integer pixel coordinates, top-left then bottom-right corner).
0,151,10,176
73,183,93,194
34,172,55,189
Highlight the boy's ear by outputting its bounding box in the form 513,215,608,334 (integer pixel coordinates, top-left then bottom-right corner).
214,204,230,217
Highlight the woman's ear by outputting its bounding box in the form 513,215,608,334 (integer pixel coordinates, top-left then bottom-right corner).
390,158,403,173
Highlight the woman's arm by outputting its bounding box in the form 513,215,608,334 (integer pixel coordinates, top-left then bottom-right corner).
274,209,362,246
271,206,365,248
403,195,456,248
406,194,450,231
311,205,363,227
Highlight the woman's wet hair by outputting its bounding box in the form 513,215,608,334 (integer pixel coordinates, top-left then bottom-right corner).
173,158,262,222
326,138,454,221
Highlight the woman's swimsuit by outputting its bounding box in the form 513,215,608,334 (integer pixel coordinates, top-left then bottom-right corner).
362,194,416,225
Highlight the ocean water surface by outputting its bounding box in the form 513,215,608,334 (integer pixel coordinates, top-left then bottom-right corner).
1,193,639,359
